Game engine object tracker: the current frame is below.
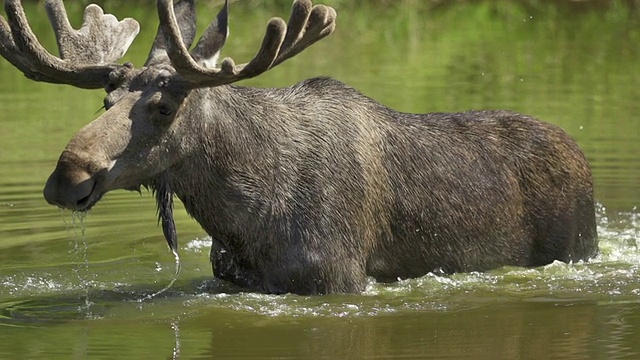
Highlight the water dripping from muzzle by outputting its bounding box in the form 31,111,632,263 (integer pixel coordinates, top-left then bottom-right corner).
61,210,94,317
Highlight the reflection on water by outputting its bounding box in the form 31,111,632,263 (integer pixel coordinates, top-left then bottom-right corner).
171,319,181,360
0,0,639,359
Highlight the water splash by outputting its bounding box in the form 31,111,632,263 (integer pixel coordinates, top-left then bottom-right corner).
180,207,640,318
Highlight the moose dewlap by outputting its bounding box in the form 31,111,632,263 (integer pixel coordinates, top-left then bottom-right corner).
0,0,598,295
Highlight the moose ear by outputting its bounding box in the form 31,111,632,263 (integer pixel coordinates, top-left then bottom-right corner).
190,0,229,69
145,0,197,66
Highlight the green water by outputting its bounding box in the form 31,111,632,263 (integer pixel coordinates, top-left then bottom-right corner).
1,1,639,359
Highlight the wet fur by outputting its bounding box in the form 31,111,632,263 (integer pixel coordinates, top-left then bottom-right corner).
154,176,178,252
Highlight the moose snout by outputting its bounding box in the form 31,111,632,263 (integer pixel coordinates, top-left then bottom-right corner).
43,163,98,211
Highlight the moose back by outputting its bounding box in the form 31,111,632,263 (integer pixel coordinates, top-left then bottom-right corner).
0,0,598,295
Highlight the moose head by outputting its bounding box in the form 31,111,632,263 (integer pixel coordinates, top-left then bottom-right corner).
1,0,334,209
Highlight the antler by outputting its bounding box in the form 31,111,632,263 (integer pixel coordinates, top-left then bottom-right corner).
158,0,337,88
0,0,139,89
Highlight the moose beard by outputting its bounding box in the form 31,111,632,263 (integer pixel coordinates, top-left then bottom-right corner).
153,175,178,252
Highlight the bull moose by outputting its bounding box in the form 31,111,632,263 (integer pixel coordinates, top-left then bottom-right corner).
0,0,598,295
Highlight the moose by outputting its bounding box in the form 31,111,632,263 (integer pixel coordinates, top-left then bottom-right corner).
0,0,598,295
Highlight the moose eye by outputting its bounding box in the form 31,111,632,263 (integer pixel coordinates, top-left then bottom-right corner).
158,106,173,116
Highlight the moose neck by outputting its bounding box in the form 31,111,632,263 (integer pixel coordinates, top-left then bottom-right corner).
163,84,291,241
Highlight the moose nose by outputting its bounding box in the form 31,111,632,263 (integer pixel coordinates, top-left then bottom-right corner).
43,166,96,211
